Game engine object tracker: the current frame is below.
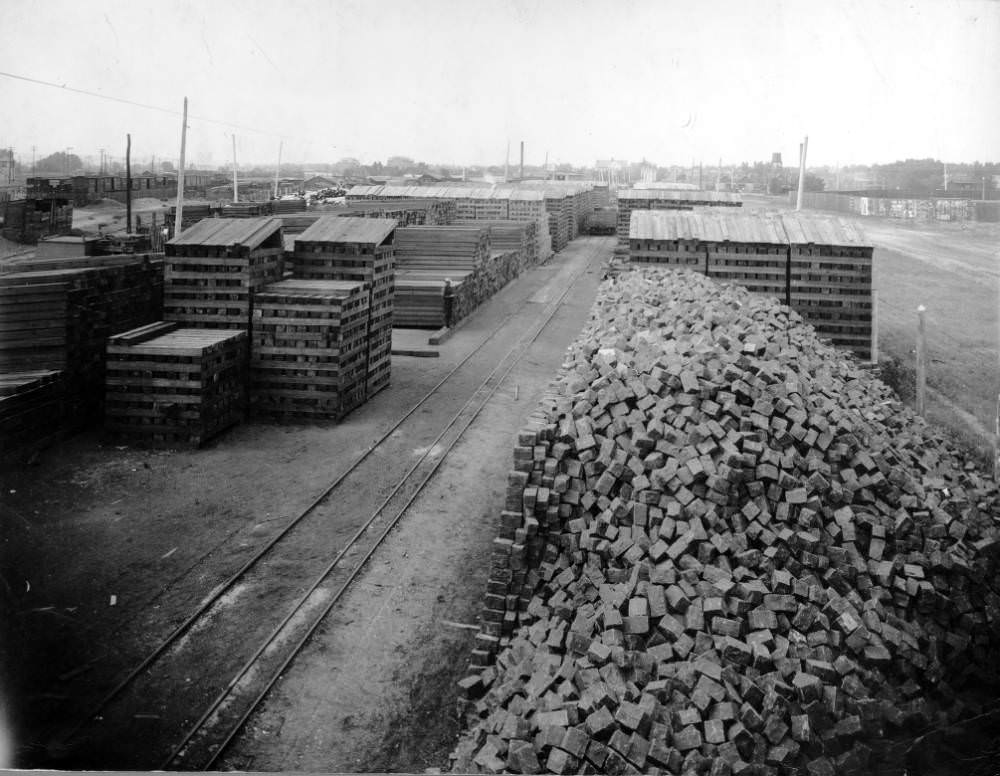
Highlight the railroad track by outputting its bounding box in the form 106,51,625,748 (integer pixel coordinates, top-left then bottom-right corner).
48,237,611,770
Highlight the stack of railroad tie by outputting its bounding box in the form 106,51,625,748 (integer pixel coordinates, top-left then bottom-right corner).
452,268,1000,775
105,322,247,447
164,218,284,332
251,279,371,418
291,216,397,400
0,371,67,463
0,255,164,458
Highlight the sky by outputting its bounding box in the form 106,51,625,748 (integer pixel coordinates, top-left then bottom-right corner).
1,0,997,170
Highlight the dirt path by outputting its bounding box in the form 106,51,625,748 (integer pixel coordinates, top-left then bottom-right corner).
0,237,612,769
216,241,607,773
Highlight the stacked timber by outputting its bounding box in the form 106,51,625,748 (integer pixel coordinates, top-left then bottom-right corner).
393,271,473,329
628,211,874,360
395,225,490,273
105,321,247,447
452,268,1000,775
270,199,307,214
222,202,269,218
0,371,67,464
782,215,874,362
167,203,216,235
454,220,538,268
251,279,370,418
0,256,164,418
164,217,284,332
291,216,397,399
543,193,571,252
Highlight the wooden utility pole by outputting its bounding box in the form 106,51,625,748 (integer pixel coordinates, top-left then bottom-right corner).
504,140,509,183
125,134,132,233
175,96,188,238
232,134,239,203
273,139,283,199
995,393,999,483
796,135,809,211
519,141,524,181
916,305,927,415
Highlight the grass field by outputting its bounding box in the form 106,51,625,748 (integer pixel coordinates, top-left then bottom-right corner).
867,218,999,460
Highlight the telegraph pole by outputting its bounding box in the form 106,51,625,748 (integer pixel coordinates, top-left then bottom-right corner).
125,134,132,233
273,139,283,199
232,134,239,203
796,135,809,211
175,97,188,238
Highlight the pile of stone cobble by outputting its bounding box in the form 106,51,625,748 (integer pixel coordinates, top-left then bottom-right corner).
451,268,1000,775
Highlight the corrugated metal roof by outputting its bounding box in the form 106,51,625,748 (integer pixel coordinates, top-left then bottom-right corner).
169,217,282,248
630,209,873,247
619,189,742,203
296,216,397,244
779,213,870,246
629,210,785,244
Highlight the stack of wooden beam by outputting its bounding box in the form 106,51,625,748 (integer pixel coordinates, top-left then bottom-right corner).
543,193,571,252
164,218,284,332
393,272,473,329
222,202,269,218
270,199,307,214
291,216,397,400
0,256,164,420
251,279,371,418
395,225,490,274
454,219,538,268
105,321,248,447
0,370,67,463
782,214,874,362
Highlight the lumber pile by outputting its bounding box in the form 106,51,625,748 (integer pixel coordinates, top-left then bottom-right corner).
0,371,67,463
105,322,248,447
222,202,268,218
454,220,540,269
452,268,1000,775
394,271,473,329
392,227,528,329
251,279,370,418
395,225,491,274
291,216,397,399
0,257,164,419
164,218,284,331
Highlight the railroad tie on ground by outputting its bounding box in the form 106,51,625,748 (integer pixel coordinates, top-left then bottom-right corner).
451,268,1000,775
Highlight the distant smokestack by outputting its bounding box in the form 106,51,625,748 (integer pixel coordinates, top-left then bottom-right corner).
520,141,524,180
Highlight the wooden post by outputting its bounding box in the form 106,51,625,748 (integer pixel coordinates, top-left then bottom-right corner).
125,134,132,233
995,393,1000,483
175,97,187,238
232,135,239,203
916,305,927,415
273,139,282,199
870,289,879,365
796,136,808,211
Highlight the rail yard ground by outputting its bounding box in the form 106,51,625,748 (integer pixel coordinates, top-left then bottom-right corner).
0,237,610,769
0,211,997,772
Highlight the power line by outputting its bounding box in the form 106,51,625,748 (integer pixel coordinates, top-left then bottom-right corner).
0,69,288,140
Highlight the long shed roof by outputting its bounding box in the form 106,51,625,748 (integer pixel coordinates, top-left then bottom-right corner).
169,217,282,248
618,188,742,203
295,215,397,244
629,209,872,247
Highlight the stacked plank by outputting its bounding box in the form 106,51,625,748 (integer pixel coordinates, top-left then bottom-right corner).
618,189,744,247
544,193,571,252
454,220,539,269
0,371,67,463
105,322,247,447
782,215,874,362
395,225,490,274
251,279,370,418
0,257,164,420
271,199,308,214
452,268,1000,775
222,202,268,218
291,216,397,399
164,218,285,332
168,204,216,235
393,272,474,329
